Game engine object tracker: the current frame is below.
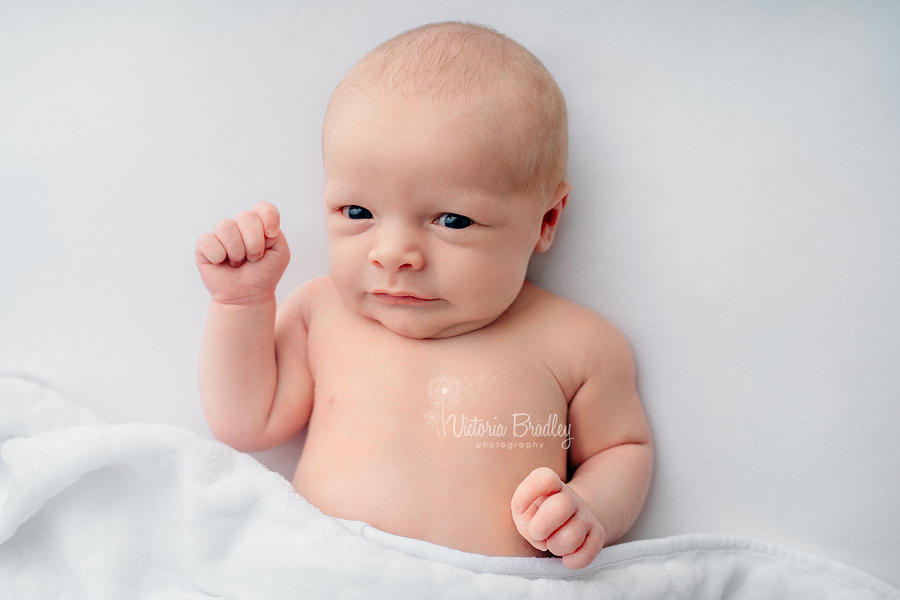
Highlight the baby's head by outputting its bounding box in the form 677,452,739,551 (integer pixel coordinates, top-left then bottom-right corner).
325,21,568,201
322,22,571,339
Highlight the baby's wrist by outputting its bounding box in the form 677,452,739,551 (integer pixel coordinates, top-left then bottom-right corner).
209,291,277,309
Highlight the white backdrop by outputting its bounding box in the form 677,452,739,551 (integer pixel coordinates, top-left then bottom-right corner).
1,0,898,588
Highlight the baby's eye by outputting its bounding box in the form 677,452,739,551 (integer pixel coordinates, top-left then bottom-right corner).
435,213,472,229
342,205,373,220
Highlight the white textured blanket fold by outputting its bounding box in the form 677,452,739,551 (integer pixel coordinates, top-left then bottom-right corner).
1,376,897,599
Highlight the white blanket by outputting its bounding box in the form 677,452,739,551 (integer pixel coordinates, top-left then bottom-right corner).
1,376,897,599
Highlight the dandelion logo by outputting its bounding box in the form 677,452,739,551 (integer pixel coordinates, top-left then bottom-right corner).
425,374,464,436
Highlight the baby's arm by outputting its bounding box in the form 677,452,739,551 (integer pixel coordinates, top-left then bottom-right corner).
196,202,314,452
512,323,653,569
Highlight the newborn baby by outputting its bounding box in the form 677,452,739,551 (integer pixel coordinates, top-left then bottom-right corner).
195,21,652,569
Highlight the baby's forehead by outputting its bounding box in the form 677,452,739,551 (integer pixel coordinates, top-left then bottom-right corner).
327,72,539,155
340,71,520,123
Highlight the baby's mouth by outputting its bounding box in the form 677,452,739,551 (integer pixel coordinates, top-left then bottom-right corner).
371,290,438,305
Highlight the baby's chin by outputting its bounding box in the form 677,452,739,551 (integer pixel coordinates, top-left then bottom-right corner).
366,308,500,340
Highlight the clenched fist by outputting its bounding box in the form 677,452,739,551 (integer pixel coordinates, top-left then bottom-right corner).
511,467,606,569
195,201,290,305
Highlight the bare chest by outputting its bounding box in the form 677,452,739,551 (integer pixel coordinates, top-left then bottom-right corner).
306,311,570,455
293,305,572,555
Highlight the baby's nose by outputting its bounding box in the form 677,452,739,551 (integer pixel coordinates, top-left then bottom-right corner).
368,227,425,272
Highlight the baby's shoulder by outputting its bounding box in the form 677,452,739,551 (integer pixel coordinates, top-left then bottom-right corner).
521,282,619,337
277,276,338,321
519,282,634,374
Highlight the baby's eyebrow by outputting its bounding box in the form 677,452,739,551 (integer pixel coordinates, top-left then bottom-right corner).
323,183,368,206
427,189,497,208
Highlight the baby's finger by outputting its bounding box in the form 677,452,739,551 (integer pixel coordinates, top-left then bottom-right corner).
195,232,227,265
511,467,564,517
528,490,577,542
263,224,291,260
235,210,266,262
560,527,605,570
545,515,589,559
253,201,281,239
212,218,247,267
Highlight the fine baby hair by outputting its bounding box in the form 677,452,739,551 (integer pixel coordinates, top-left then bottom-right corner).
325,21,569,201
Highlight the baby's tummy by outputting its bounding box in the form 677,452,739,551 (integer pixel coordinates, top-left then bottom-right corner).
291,386,570,557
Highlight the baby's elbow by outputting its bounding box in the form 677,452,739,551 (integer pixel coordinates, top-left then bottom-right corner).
628,438,655,506
638,438,654,480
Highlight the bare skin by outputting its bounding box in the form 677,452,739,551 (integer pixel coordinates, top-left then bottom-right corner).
292,276,652,562
196,93,653,568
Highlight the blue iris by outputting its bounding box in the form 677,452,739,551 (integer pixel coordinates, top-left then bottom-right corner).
344,205,373,219
436,213,472,229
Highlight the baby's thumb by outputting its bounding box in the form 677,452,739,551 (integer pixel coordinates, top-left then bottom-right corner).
263,229,290,263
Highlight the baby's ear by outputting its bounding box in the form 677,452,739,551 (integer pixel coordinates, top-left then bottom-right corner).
534,182,571,253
